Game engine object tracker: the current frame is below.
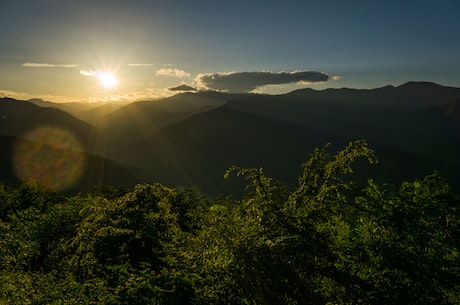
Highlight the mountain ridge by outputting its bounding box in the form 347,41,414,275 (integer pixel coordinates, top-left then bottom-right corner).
0,134,140,193
2,81,460,194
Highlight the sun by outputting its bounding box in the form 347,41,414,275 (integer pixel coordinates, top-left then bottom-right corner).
97,72,117,88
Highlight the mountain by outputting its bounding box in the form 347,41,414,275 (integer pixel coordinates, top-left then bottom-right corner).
95,100,186,154
29,98,126,125
0,135,140,193
2,82,460,194
396,81,460,101
0,98,141,193
153,91,235,113
168,84,197,91
413,98,460,137
102,82,460,193
29,98,96,113
84,91,237,156
109,102,329,193
0,98,99,152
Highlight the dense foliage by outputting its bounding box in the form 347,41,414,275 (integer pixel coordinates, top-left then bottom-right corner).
0,140,459,304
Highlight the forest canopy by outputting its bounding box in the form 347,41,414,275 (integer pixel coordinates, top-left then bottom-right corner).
0,140,459,304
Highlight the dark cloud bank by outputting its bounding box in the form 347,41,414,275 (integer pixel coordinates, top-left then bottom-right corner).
196,70,330,92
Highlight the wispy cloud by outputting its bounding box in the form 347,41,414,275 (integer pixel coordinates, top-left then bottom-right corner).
128,63,152,67
22,62,79,68
79,69,98,76
331,75,342,81
0,89,30,100
156,68,191,78
196,70,331,92
0,89,84,103
0,87,173,104
87,88,173,103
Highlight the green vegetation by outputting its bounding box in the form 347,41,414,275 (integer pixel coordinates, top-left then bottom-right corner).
1,140,459,304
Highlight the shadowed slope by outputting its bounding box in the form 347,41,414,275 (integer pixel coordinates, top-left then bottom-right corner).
105,82,460,193
0,135,140,193
0,98,98,153
2,82,460,194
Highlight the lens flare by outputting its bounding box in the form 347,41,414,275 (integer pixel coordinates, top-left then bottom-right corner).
13,126,86,191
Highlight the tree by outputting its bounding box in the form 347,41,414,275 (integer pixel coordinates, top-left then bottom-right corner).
1,141,459,304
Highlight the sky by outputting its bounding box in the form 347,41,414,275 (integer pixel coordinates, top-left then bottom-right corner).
0,0,459,103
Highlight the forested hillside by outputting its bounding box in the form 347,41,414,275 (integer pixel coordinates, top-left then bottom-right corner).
1,141,459,304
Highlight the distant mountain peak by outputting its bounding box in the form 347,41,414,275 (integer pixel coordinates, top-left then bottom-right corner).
398,81,441,88
168,84,197,91
397,81,443,89
28,98,48,103
396,81,460,100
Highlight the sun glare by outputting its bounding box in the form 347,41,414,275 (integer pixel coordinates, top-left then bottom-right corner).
98,72,117,88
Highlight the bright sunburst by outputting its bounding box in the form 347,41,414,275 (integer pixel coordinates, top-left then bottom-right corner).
98,72,118,88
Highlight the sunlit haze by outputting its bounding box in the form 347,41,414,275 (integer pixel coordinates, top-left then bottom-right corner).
0,0,459,103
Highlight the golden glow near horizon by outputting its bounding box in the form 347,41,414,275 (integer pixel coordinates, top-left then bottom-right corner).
1,2,458,104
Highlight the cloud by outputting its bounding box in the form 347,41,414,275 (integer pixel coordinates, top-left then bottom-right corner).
331,75,342,81
22,63,79,68
0,89,85,103
0,89,30,100
1,87,174,104
168,84,196,91
128,63,152,67
79,70,98,76
195,70,331,92
88,88,173,103
156,68,191,78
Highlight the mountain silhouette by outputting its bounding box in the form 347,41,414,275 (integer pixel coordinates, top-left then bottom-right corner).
2,82,460,194
109,102,328,193
29,98,126,125
168,84,197,91
0,98,98,152
0,135,140,193
105,82,460,193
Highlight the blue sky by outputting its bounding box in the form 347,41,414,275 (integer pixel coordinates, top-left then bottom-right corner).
0,0,459,102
